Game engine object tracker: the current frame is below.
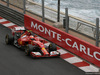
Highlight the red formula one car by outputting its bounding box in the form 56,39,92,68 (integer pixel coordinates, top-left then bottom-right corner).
5,26,60,58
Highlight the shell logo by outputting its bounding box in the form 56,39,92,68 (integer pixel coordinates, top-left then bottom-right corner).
42,48,45,50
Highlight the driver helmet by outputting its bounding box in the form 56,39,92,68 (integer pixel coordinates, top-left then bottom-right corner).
30,35,35,40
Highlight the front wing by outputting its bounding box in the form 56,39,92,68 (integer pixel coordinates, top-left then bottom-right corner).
30,51,60,58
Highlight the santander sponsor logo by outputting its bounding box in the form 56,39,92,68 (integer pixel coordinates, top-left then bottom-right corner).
31,21,100,61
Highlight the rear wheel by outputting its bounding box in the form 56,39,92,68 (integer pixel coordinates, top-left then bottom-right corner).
25,44,34,56
5,34,14,45
48,43,57,53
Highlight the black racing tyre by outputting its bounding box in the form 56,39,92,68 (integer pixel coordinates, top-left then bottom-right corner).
48,43,57,53
5,34,14,45
25,44,34,56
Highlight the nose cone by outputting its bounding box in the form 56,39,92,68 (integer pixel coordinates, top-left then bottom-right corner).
41,48,49,56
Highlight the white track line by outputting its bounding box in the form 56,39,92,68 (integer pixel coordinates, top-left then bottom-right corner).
3,23,15,27
79,66,92,72
57,49,68,55
64,57,83,64
79,65,99,72
0,19,7,23
80,65,99,72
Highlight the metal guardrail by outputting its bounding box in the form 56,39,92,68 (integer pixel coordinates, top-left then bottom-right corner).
0,3,24,26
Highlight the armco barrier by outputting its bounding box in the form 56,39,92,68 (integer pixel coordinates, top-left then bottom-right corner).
24,14,100,67
0,4,24,26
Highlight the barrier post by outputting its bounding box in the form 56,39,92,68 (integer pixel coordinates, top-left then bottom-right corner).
7,0,9,7
65,8,69,33
57,0,60,22
96,18,99,47
63,17,65,28
23,0,26,14
42,0,45,22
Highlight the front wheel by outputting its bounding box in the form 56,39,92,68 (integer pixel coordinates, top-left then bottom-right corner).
25,44,33,56
48,43,57,53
